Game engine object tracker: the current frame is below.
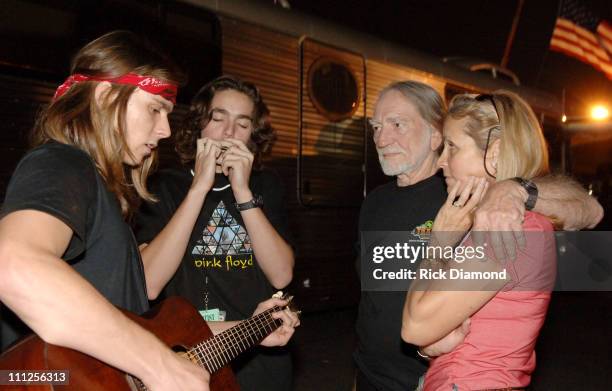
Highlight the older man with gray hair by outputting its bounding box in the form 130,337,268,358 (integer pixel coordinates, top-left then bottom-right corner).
353,80,603,391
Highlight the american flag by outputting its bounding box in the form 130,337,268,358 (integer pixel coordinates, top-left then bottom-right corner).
549,0,612,79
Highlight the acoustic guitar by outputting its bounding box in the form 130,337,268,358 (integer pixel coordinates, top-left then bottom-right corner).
0,294,297,390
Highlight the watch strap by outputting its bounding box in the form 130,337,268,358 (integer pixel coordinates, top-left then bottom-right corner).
234,194,264,211
511,177,538,211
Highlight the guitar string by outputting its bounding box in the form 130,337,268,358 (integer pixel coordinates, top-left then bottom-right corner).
209,325,228,370
204,313,258,372
202,307,282,371
136,307,284,389
189,306,281,372
213,307,281,370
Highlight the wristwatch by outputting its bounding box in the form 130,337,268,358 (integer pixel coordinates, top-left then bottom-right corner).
234,194,264,211
511,177,538,211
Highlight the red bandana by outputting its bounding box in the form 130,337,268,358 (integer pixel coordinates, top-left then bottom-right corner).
53,73,178,104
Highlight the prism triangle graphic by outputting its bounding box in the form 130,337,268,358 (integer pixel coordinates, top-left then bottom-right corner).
192,200,252,256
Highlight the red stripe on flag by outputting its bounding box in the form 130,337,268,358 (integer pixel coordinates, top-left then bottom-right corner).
550,35,612,80
601,38,612,57
552,27,610,61
551,36,590,63
554,20,609,58
551,35,612,69
556,18,599,45
596,22,612,56
598,20,612,42
552,27,610,62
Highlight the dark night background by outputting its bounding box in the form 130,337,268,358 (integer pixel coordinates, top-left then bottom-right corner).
272,5,612,389
288,0,612,117
0,2,610,389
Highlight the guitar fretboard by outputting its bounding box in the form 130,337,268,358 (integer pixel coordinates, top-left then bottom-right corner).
187,306,283,373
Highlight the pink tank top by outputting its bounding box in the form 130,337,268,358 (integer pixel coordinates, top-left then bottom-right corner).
424,212,557,390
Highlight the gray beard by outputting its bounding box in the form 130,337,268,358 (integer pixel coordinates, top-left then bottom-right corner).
378,147,429,177
379,158,417,176
377,128,433,177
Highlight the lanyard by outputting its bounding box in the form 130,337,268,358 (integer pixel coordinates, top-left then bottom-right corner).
203,275,209,310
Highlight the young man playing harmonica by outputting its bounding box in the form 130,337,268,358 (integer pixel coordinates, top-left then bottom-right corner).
133,75,296,391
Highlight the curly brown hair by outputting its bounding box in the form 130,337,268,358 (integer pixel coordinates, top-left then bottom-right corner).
175,75,275,168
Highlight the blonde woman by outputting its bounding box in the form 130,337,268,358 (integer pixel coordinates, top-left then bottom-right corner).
403,91,557,390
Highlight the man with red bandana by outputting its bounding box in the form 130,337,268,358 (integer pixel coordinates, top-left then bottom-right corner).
0,31,298,391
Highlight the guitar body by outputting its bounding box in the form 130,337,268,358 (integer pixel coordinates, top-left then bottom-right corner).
0,297,240,390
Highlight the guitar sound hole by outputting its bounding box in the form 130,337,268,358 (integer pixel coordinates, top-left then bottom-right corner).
172,345,189,354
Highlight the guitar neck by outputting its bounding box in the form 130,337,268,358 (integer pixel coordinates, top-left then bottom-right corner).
187,306,283,373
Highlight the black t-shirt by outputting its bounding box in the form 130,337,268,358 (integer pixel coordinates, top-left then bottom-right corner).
0,143,149,351
354,173,447,391
134,167,292,391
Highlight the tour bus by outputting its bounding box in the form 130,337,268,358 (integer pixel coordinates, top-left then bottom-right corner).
0,0,566,311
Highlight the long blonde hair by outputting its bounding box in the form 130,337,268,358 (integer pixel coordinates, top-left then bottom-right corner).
447,90,549,180
32,31,183,217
